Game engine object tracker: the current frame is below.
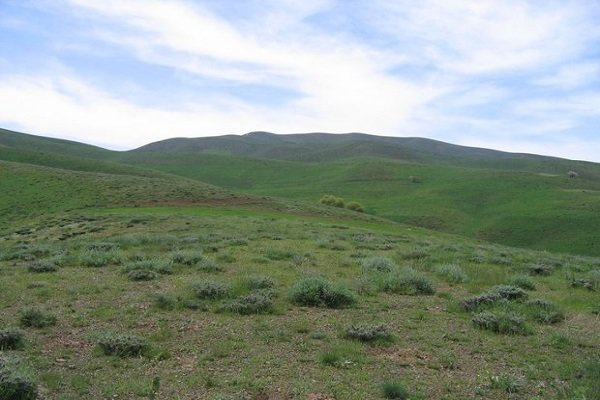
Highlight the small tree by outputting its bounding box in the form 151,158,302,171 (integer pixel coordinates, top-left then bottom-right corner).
567,171,578,179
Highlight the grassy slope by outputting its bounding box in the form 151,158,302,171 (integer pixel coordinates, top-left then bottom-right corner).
117,152,600,256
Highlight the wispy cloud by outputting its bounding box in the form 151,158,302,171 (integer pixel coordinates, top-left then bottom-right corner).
0,0,599,160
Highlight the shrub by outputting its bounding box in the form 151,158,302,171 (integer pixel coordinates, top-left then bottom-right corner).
196,256,222,272
220,293,273,315
490,373,523,394
122,259,173,275
0,359,37,400
527,263,554,276
346,324,391,343
169,250,204,266
289,277,355,308
19,309,56,328
399,249,428,260
461,285,528,311
97,333,147,357
319,194,345,208
27,260,57,273
127,270,158,281
80,249,122,268
375,269,434,295
0,329,25,350
472,312,530,335
153,294,176,310
245,276,275,290
568,277,595,290
264,249,294,261
435,264,469,283
525,299,565,324
487,285,528,300
382,381,409,399
346,202,365,212
361,257,397,273
86,242,119,251
506,275,536,290
191,282,231,300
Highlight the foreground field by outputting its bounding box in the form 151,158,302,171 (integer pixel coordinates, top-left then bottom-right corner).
1,208,598,399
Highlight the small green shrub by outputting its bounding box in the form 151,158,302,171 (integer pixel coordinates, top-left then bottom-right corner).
264,249,295,261
0,329,25,350
80,249,122,268
0,359,37,400
27,260,57,273
346,324,391,343
400,249,428,260
461,285,528,311
527,263,554,276
319,350,341,366
196,256,222,272
97,333,147,357
319,194,345,208
153,294,176,310
127,270,158,281
382,381,409,399
220,293,273,315
490,373,523,394
122,259,173,275
245,276,275,290
361,257,397,273
487,285,528,300
289,277,355,308
169,250,204,266
346,202,365,212
86,242,119,251
19,309,56,328
472,311,530,335
506,275,536,290
191,282,231,300
375,269,435,295
435,264,469,283
525,299,565,324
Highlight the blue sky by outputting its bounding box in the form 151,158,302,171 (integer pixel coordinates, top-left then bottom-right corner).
0,0,599,161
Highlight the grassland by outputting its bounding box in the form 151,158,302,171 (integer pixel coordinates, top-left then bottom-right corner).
1,208,599,399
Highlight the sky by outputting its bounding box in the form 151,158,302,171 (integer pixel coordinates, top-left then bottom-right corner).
0,0,599,161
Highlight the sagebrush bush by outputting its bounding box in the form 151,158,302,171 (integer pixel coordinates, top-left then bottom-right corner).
345,324,391,343
0,359,37,400
472,311,530,335
461,285,528,311
264,249,295,261
19,309,56,328
196,256,222,272
375,269,435,295
382,381,409,399
487,285,529,300
153,294,176,310
169,250,204,266
399,249,428,260
86,242,119,251
127,270,158,281
220,293,274,315
435,264,469,283
525,299,565,324
289,277,355,308
506,274,536,290
97,333,147,357
245,276,275,290
122,259,173,275
319,194,345,208
27,260,57,273
361,257,397,273
346,202,365,212
528,263,554,276
191,282,231,299
0,329,25,350
80,249,122,268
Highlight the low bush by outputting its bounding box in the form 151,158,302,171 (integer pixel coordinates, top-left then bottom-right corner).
169,250,204,266
127,270,158,281
80,249,122,268
27,260,57,273
375,269,435,295
487,285,528,300
0,329,25,350
361,257,397,273
528,263,554,276
191,282,231,300
153,294,176,310
19,309,56,328
96,333,148,357
319,194,345,208
461,285,528,311
399,249,428,260
525,299,565,324
196,256,222,272
0,358,37,400
346,324,391,343
289,277,355,308
122,259,173,275
506,274,536,290
472,311,530,335
245,276,275,290
220,293,274,315
346,202,365,212
435,264,469,283
382,381,409,399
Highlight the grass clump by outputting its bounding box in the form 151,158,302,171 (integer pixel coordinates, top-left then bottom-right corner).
0,358,37,400
80,249,122,268
191,282,231,300
472,311,530,335
346,201,365,212
127,270,158,281
527,263,554,276
122,259,173,275
0,329,25,350
96,333,148,357
345,324,392,343
245,276,275,290
490,373,523,394
153,294,176,310
375,268,435,295
319,194,345,208
169,250,204,266
361,257,397,273
435,264,469,283
506,274,536,290
289,277,355,308
525,299,565,324
19,309,56,328
27,260,57,273
195,256,222,272
382,381,409,399
220,293,274,315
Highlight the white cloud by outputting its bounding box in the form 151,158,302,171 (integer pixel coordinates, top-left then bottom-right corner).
534,62,600,89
